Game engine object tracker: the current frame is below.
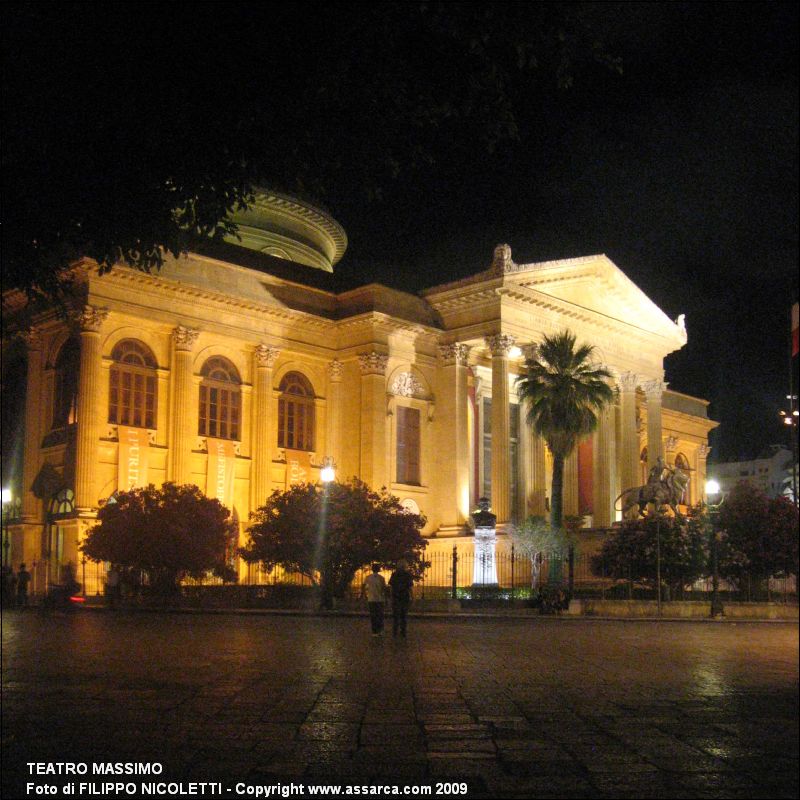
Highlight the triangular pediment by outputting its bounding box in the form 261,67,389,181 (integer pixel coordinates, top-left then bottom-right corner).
503,254,686,344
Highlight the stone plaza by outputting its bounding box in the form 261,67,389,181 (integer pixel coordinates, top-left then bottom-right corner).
2,611,798,798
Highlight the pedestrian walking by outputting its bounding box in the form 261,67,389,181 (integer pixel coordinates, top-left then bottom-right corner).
389,559,414,638
16,563,31,608
362,564,388,636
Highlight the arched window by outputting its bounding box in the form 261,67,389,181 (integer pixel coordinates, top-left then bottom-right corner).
199,357,241,440
675,453,692,505
278,372,315,451
109,340,158,429
52,338,80,429
48,488,76,518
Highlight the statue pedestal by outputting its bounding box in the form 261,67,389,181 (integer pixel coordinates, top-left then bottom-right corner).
472,525,498,586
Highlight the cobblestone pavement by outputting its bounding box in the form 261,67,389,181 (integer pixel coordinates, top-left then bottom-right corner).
2,611,798,799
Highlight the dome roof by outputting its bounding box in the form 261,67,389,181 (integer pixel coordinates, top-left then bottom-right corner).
225,188,347,272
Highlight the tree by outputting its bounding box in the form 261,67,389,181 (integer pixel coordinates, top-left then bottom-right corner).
81,483,234,594
717,481,800,593
511,516,575,591
515,330,613,530
240,478,427,607
591,512,706,597
3,4,620,301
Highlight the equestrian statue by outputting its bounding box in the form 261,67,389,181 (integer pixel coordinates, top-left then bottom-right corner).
615,456,691,519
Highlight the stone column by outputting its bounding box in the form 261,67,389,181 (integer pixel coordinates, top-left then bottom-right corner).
618,371,639,500
20,329,44,522
169,325,199,485
696,443,710,504
438,343,471,526
644,379,665,471
519,344,547,518
486,334,515,523
75,307,109,512
563,449,580,517
358,351,389,490
251,344,280,511
326,359,344,470
592,381,617,527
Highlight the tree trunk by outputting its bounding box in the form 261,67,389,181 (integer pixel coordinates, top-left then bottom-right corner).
551,452,565,530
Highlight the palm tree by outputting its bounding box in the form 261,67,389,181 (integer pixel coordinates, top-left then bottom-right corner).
515,330,613,531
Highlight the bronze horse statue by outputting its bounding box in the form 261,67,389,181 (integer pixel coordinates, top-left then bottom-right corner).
616,465,690,519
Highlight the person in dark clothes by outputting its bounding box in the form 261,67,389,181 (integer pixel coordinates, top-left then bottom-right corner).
389,559,414,638
16,563,31,607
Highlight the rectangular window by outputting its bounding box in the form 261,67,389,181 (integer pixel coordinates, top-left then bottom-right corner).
396,406,421,485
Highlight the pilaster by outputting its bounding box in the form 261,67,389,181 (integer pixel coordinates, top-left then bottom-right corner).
251,344,280,510
486,334,515,523
20,329,44,522
592,380,617,527
358,351,389,490
169,325,199,485
643,379,665,471
618,371,640,501
75,306,109,512
326,358,344,469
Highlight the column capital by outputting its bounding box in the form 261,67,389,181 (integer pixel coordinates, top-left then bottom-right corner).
617,371,638,393
438,342,471,366
19,327,43,351
643,378,666,400
77,305,109,333
172,325,200,351
327,358,344,381
698,443,711,459
254,344,280,368
485,334,516,357
358,351,389,376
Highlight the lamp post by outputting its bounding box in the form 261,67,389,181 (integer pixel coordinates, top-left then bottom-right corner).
704,479,725,618
779,394,798,508
316,457,336,609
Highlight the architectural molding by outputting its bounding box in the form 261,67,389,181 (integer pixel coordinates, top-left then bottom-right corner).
327,358,344,381
19,328,43,351
390,371,424,398
618,371,638,393
643,379,666,399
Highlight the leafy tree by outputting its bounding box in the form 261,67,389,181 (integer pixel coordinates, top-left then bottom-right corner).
241,478,427,608
717,482,800,592
515,330,613,530
511,516,575,590
591,512,706,597
4,4,620,301
81,483,234,594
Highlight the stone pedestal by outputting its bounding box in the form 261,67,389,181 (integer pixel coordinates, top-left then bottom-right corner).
471,496,498,586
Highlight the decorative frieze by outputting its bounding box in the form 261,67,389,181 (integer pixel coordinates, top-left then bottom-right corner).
438,343,470,366
391,371,423,398
327,358,344,381
172,325,199,351
78,306,109,333
485,334,516,357
358,351,389,376
254,344,280,368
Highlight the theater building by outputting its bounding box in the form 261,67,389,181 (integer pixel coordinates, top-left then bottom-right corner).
2,190,717,594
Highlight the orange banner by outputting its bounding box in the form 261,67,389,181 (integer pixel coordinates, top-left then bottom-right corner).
285,450,312,488
207,438,236,510
118,425,150,491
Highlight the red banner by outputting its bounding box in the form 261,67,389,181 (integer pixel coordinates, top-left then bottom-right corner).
118,425,149,491
206,438,236,510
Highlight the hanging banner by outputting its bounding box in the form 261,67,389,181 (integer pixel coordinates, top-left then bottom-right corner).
206,438,236,510
118,425,150,491
285,449,312,488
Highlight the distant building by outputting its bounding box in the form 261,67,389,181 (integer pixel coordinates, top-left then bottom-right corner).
711,445,797,500
2,189,717,594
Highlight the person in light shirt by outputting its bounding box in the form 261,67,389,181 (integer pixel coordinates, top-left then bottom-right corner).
362,564,388,636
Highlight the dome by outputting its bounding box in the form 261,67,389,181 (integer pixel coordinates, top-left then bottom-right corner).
224,189,347,273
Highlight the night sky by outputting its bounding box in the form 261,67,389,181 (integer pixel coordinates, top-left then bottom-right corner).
4,2,798,462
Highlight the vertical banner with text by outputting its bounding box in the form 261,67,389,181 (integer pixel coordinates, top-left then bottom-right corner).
118,425,150,491
206,438,236,510
285,450,312,488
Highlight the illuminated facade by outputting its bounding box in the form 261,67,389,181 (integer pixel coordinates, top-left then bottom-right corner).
2,191,717,593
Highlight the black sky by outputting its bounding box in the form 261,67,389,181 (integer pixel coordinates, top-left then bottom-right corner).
3,2,798,462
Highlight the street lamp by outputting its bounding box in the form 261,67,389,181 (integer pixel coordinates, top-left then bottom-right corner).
704,479,725,618
779,394,798,508
320,457,336,484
